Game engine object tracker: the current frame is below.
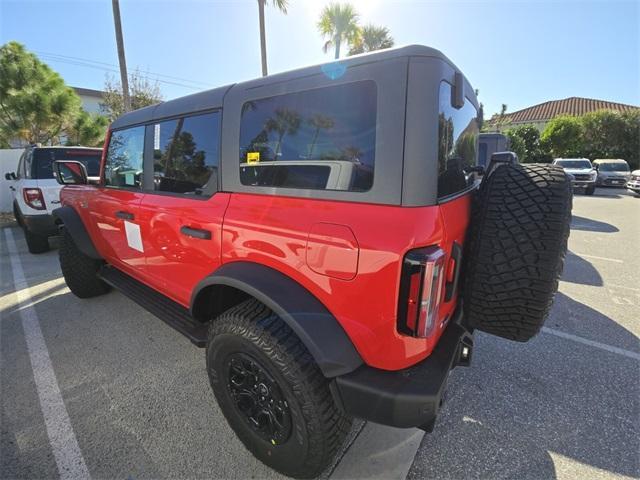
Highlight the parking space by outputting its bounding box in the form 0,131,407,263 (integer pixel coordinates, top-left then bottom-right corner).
1,188,638,479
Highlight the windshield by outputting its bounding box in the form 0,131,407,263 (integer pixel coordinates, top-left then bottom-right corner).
555,160,591,169
597,162,629,172
33,148,102,179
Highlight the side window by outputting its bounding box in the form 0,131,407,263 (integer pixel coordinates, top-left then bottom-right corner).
152,111,221,195
437,81,479,198
239,81,377,192
16,152,25,179
104,126,145,188
23,151,33,179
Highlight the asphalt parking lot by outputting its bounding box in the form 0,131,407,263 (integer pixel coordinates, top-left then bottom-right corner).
1,187,638,480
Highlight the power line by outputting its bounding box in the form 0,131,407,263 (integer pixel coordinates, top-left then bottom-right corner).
34,50,213,91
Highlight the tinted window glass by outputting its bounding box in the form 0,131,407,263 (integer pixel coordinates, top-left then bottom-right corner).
438,82,479,198
555,160,591,169
597,162,629,172
32,148,102,179
152,111,220,195
239,81,377,191
104,126,145,188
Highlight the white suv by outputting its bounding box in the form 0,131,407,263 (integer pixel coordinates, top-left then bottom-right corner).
5,146,102,253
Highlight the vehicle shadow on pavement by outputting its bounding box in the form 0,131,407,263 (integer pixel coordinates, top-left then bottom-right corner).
562,252,603,287
570,215,619,233
408,295,639,480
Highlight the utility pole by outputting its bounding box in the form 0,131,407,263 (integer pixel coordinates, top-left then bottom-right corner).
112,0,131,112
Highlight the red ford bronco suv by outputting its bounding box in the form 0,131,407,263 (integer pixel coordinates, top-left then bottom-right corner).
52,46,571,478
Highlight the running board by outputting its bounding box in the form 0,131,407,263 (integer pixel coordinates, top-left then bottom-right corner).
98,266,208,347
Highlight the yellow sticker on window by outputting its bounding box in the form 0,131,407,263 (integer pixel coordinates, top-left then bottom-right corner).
247,152,260,164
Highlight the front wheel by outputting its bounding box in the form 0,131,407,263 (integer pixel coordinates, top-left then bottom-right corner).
585,185,596,195
206,299,351,479
59,229,110,298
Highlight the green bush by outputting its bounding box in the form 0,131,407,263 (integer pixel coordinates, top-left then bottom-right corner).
540,115,583,158
538,109,640,170
505,124,549,163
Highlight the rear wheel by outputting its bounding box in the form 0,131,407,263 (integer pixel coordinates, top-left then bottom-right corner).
206,299,351,479
23,226,49,254
59,229,110,298
462,163,572,341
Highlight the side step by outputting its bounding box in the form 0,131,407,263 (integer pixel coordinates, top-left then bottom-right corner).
98,266,208,347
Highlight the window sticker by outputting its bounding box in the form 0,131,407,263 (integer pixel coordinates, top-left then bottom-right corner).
124,221,144,252
247,152,260,164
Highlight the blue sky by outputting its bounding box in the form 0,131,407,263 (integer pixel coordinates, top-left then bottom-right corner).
1,0,638,116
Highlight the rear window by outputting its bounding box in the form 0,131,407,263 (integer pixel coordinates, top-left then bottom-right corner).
437,81,479,198
32,148,102,179
239,81,377,191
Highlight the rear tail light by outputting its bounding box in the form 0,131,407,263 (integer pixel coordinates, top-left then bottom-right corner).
23,188,46,210
398,246,446,338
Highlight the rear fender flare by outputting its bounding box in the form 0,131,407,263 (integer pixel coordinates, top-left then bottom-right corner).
191,262,363,378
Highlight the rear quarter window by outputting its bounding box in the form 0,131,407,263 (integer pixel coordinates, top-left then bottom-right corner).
437,81,479,199
239,81,377,192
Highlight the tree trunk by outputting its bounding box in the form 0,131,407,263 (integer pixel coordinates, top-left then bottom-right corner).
334,37,341,59
258,0,268,77
112,0,131,112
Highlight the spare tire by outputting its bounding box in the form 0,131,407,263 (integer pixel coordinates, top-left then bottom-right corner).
462,163,572,341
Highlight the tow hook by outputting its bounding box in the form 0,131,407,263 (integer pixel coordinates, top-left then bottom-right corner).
457,334,473,367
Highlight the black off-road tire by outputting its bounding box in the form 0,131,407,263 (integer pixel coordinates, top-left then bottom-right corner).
23,227,49,254
206,299,351,479
59,229,110,298
462,163,572,341
585,185,596,195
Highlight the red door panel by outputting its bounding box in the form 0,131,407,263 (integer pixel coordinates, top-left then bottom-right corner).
89,188,146,277
137,193,231,306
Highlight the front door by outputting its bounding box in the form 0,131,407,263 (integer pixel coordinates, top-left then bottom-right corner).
90,125,147,278
137,111,228,306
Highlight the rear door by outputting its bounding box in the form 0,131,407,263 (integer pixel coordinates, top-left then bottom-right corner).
137,111,229,306
90,126,147,277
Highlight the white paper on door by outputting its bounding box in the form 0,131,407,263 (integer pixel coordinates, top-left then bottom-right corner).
124,220,144,252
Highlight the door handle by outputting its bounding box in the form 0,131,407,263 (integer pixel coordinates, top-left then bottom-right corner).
180,226,211,240
9,186,15,191
115,210,134,221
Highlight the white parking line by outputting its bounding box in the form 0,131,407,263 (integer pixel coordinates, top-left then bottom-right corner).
572,253,623,263
4,229,90,479
542,327,640,361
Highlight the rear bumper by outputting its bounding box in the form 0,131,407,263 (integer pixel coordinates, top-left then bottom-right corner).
22,214,58,236
331,313,473,431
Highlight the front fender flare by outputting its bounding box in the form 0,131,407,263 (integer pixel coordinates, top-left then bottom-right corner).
191,262,363,378
52,206,101,259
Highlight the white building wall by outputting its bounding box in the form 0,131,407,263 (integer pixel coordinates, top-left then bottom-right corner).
0,149,23,212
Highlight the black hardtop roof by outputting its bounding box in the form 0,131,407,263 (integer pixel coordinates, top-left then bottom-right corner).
110,45,456,130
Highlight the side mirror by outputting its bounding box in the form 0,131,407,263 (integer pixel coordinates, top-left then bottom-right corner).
5,172,16,181
53,160,88,185
593,164,599,171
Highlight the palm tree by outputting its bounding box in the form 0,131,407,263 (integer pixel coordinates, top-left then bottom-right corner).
265,108,301,157
317,3,360,59
307,114,334,157
348,24,394,55
258,0,288,77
